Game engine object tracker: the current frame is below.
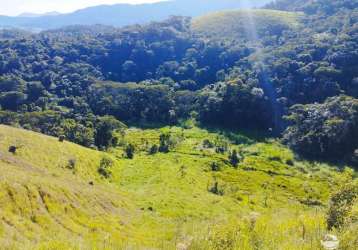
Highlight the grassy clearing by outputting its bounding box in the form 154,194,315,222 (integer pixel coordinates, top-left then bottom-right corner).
192,9,303,42
0,125,356,249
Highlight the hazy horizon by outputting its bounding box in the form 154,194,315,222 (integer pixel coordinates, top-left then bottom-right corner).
0,0,165,16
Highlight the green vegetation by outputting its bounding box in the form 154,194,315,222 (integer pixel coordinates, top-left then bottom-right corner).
0,0,357,248
267,0,358,14
0,0,357,164
0,124,356,249
192,9,303,42
284,95,358,163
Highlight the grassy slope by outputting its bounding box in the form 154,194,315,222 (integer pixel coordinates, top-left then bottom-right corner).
0,125,137,249
192,9,303,42
0,125,355,249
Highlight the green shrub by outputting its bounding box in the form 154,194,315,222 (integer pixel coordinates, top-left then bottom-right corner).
159,133,176,153
208,181,224,196
98,156,114,178
149,144,159,155
67,158,77,170
215,136,229,154
327,183,358,230
125,144,135,159
286,159,294,166
229,150,241,167
203,139,214,148
211,162,221,172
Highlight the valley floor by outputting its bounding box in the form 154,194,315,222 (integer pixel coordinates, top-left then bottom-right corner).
0,125,356,249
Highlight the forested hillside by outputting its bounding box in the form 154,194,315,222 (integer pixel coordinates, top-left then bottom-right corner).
0,0,356,164
0,0,358,249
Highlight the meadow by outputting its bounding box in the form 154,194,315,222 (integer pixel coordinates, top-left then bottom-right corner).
0,124,356,249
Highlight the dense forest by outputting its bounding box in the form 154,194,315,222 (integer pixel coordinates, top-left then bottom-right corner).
0,0,357,164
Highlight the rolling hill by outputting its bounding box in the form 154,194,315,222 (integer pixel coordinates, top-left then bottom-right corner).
0,125,134,249
192,9,303,41
0,124,357,249
0,0,272,31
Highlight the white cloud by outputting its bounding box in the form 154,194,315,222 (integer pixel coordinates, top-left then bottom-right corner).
0,0,164,16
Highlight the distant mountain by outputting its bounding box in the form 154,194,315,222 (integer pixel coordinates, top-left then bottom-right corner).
18,11,61,18
0,0,272,30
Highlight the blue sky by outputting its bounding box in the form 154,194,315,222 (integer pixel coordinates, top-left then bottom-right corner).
0,0,164,16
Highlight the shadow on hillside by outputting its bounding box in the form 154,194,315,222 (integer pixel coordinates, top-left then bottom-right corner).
198,124,274,145
126,121,275,145
125,121,170,129
294,153,358,172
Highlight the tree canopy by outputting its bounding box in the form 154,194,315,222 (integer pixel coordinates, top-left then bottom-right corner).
0,0,356,162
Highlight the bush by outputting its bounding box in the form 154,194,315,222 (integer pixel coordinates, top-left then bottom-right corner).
210,162,221,172
208,181,224,196
229,150,240,167
327,183,358,230
214,137,229,154
149,144,159,155
8,145,17,154
98,167,111,178
159,133,172,153
67,158,77,170
98,156,114,178
286,159,294,166
100,156,114,169
203,139,214,148
125,144,135,159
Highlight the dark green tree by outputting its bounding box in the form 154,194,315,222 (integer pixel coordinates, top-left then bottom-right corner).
229,150,240,168
95,116,125,150
125,144,135,159
159,133,171,153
